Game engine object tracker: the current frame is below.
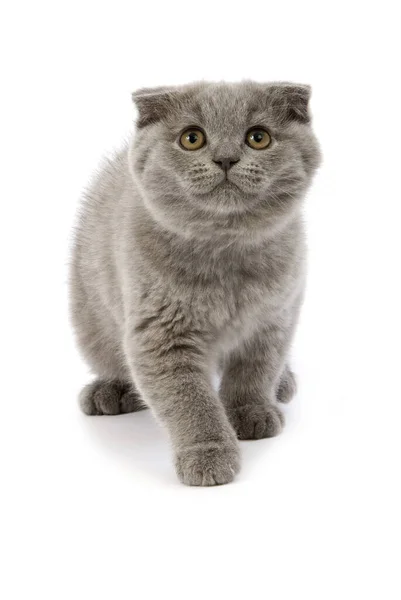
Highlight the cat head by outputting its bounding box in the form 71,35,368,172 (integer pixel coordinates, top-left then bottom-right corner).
130,81,321,240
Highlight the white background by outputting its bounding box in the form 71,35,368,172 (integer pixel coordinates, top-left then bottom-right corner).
1,1,400,598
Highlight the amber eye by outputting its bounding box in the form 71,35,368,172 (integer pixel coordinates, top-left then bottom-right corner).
179,128,206,151
246,128,271,150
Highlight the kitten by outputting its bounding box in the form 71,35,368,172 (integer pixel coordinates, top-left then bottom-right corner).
70,81,321,486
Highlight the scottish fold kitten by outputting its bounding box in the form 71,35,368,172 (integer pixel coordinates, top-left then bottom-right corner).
70,81,321,486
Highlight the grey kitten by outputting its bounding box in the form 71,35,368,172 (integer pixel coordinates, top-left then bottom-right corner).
70,81,321,486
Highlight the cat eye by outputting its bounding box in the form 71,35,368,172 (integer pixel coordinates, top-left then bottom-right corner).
246,128,271,150
179,128,206,151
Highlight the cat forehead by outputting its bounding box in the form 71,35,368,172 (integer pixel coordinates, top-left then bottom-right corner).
191,82,260,103
192,84,261,123
161,83,270,134
133,81,311,129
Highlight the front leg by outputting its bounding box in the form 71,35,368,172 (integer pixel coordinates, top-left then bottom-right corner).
220,321,295,440
125,311,240,486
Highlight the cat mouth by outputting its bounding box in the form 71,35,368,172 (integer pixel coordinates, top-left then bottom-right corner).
215,178,241,192
195,177,243,197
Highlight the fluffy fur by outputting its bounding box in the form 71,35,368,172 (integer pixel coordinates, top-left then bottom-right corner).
70,81,321,486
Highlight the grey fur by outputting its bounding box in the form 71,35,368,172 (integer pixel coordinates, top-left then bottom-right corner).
70,81,321,486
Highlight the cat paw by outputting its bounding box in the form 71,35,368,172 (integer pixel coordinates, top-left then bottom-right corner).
79,380,145,415
277,367,297,403
175,440,240,486
230,403,284,440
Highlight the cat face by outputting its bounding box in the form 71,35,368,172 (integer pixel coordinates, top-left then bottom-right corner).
130,82,320,238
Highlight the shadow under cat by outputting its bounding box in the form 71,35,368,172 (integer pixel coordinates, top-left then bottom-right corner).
79,387,299,486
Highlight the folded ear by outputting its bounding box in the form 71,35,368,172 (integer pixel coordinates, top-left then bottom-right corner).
132,86,179,128
268,83,312,124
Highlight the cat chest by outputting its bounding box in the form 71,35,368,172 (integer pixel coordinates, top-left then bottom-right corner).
195,278,276,338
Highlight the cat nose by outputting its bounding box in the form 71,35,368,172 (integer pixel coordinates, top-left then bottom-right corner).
213,157,240,172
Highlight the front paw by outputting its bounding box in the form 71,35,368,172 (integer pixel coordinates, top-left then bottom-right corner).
229,403,284,440
175,440,240,486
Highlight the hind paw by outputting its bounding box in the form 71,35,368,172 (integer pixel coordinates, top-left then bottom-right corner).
229,403,284,440
79,380,145,415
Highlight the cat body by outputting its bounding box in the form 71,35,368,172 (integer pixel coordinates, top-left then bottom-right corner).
70,81,320,485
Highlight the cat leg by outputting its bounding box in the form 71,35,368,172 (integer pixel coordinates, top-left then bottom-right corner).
219,321,295,440
276,364,297,404
79,379,146,416
126,315,240,486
